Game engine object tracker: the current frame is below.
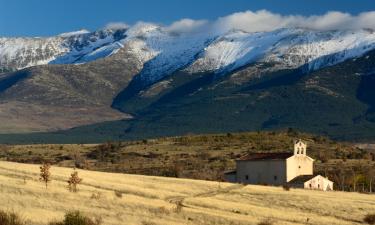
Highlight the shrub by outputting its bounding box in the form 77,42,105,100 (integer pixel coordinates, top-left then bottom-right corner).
0,210,25,225
149,207,170,215
114,190,123,198
282,184,290,191
174,200,183,213
90,192,102,200
364,214,375,225
40,163,51,189
68,169,82,192
258,218,273,225
141,221,157,225
49,211,101,225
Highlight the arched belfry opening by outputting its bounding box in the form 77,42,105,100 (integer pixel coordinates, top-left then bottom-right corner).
294,140,307,156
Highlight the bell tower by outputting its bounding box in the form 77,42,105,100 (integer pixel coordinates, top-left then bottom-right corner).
294,140,307,156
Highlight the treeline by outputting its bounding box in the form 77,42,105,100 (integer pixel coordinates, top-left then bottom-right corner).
323,162,375,193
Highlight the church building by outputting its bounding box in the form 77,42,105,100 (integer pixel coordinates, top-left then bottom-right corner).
224,140,333,191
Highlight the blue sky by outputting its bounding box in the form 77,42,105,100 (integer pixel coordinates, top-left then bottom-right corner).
1,0,375,37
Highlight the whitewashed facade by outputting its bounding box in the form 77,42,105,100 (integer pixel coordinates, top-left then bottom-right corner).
225,140,334,191
304,175,334,191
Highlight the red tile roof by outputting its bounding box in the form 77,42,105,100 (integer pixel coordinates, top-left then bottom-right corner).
237,152,293,161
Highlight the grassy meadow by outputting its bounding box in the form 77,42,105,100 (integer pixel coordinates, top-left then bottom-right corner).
0,161,374,225
1,131,373,189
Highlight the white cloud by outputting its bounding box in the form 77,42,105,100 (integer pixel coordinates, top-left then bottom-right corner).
106,10,375,35
354,11,375,30
214,10,291,33
165,18,208,34
301,12,353,30
105,22,129,30
213,10,375,33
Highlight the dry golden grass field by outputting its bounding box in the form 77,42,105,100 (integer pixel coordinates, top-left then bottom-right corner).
0,161,374,225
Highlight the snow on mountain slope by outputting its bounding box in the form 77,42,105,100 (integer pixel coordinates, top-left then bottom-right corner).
186,28,375,75
186,29,294,74
58,29,90,37
123,23,214,84
265,29,375,70
0,29,126,72
49,29,127,64
1,26,375,84
0,36,66,71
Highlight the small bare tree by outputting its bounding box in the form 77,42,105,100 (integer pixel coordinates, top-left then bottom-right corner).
68,169,82,192
333,163,346,191
366,166,375,193
39,163,51,189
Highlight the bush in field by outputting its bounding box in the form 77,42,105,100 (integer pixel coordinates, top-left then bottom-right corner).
282,184,290,191
0,210,25,225
49,211,101,225
67,169,82,192
364,214,375,225
39,163,51,189
114,190,123,198
90,192,102,200
174,200,183,213
258,218,273,225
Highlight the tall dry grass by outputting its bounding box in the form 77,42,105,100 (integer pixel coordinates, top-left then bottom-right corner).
0,161,374,225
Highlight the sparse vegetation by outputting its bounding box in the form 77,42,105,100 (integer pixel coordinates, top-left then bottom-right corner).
0,210,25,225
174,200,183,213
90,192,102,200
257,218,273,225
68,169,82,192
282,184,290,191
114,190,122,198
49,211,101,225
1,131,374,192
39,163,51,189
364,214,375,225
0,161,374,225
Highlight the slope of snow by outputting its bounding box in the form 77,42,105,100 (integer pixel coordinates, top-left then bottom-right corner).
0,29,127,71
1,26,375,85
58,29,90,37
123,23,214,84
75,42,124,63
265,29,375,70
0,37,67,70
186,28,375,75
50,29,125,64
186,29,295,74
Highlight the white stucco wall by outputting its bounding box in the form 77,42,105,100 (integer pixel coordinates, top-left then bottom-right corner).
236,160,287,185
286,155,313,182
304,175,334,191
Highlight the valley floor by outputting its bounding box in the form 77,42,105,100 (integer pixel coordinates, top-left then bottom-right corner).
0,161,374,225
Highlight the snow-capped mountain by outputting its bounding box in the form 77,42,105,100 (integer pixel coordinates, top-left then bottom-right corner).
187,28,375,74
264,29,375,71
0,29,126,72
2,24,375,139
1,25,375,84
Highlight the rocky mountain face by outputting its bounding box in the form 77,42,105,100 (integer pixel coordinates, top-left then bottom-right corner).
0,25,375,141
0,46,139,133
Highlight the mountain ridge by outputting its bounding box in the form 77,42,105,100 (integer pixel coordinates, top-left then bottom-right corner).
1,26,375,142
